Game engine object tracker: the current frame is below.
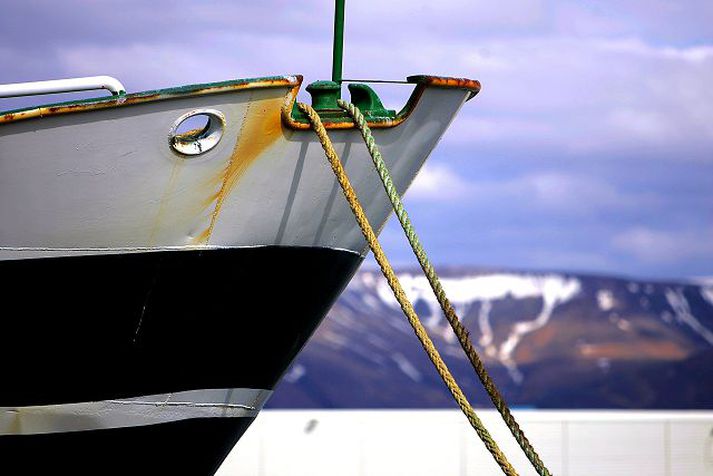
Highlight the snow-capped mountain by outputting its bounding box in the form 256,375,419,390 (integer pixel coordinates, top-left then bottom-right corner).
268,269,713,409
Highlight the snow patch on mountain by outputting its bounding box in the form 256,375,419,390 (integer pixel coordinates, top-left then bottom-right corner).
323,329,348,348
701,286,713,308
478,300,496,357
616,318,632,332
284,364,306,383
392,353,422,382
597,290,616,311
336,270,713,386
665,287,713,345
375,273,581,316
374,273,581,383
498,276,582,382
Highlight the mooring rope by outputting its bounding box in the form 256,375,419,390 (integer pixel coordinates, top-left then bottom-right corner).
298,102,518,476
337,99,552,476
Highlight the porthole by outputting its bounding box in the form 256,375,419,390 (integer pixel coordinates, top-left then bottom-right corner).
168,109,225,156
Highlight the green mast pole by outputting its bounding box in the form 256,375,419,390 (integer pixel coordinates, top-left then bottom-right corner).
332,0,345,86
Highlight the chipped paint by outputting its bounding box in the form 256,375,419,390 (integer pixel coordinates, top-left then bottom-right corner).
1,73,480,132
195,95,286,244
281,74,481,130
0,76,301,125
1,388,271,435
406,75,481,95
0,72,473,255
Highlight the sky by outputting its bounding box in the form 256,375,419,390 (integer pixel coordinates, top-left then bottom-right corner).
1,0,712,280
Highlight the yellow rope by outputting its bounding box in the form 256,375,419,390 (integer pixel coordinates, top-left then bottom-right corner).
337,99,552,476
298,102,519,476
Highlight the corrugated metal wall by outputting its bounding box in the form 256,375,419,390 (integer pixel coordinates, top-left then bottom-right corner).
218,410,713,475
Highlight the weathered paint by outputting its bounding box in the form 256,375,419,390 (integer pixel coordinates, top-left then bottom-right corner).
0,76,301,125
0,77,475,257
282,75,481,130
196,94,286,244
0,74,481,132
406,75,482,98
1,388,270,435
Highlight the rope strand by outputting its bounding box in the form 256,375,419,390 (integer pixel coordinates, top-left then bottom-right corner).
298,102,518,476
337,98,552,476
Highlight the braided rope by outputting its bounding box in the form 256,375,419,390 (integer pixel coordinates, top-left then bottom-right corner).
298,102,518,476
337,99,552,476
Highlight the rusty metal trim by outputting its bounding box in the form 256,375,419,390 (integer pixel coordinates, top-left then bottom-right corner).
281,74,481,130
406,75,481,100
0,75,302,125
1,73,480,130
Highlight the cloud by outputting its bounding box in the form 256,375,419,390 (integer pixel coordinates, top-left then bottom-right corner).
595,38,713,62
406,159,670,229
1,0,711,279
3,1,713,163
433,170,658,215
451,36,713,161
505,173,646,212
407,164,472,202
612,227,713,263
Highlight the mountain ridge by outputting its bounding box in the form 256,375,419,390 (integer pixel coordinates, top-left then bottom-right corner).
268,267,713,409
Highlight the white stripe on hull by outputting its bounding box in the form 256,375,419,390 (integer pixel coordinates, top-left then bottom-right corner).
0,388,270,435
0,244,359,261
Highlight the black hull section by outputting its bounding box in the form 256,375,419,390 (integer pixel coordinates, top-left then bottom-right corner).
1,417,253,475
0,246,362,474
0,246,361,406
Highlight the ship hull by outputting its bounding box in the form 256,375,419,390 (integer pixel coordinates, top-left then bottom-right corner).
2,418,253,475
0,76,473,260
0,74,478,473
0,246,361,474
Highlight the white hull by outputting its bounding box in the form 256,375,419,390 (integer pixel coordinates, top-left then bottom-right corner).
0,76,473,260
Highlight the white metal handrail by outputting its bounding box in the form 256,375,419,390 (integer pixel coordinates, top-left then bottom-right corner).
0,76,126,99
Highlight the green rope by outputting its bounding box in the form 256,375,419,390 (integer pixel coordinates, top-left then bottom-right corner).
298,101,519,476
338,98,552,476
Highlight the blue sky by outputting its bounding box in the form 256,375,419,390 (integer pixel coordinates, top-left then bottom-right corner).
1,1,711,280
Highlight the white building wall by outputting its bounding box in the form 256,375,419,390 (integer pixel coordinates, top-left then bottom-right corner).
217,410,713,476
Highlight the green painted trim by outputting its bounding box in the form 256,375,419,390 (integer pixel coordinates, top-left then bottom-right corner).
289,78,426,126
306,80,341,110
291,82,398,125
0,75,298,117
332,0,346,86
288,75,481,126
347,84,395,117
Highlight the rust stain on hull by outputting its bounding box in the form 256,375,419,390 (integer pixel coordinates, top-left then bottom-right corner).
195,95,285,244
148,158,185,245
